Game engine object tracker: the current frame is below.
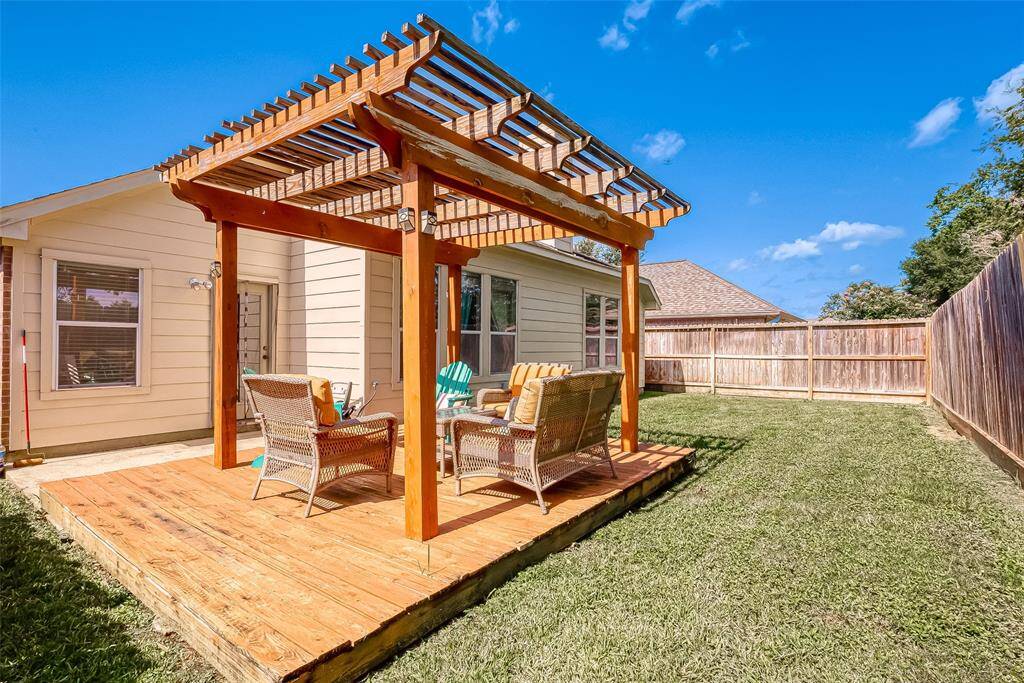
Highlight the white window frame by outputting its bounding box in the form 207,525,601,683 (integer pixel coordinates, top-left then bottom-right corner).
390,264,519,383
583,290,621,370
391,259,446,387
486,274,518,378
40,248,152,400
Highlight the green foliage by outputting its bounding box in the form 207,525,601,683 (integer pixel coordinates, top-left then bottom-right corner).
574,237,622,266
820,280,931,320
904,85,1024,309
825,83,1024,316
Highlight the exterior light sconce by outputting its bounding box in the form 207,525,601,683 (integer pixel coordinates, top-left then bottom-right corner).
188,277,213,292
209,260,223,279
397,208,437,235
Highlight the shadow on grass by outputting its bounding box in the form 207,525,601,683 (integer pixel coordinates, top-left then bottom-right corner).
633,429,748,510
0,484,157,683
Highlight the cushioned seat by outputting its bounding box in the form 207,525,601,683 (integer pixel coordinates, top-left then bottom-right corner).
476,362,572,415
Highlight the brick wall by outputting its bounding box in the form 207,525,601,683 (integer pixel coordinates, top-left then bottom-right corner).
1,245,11,449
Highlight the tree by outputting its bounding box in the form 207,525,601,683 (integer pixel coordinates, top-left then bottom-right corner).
574,237,622,266
902,83,1024,308
820,281,931,320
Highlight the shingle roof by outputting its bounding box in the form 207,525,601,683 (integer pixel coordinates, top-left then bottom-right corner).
640,259,800,320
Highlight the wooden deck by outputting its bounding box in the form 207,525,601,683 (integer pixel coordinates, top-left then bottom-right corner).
39,440,694,682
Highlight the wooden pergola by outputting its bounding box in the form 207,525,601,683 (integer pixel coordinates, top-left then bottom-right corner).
158,14,689,541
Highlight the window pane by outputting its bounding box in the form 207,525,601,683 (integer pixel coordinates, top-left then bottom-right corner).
462,272,481,331
585,294,601,336
585,337,600,369
604,337,619,367
461,332,481,375
490,276,516,333
604,297,619,337
57,261,139,323
490,334,515,375
58,326,137,388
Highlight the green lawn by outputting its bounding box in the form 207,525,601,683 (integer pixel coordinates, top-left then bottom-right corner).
2,394,1022,682
371,394,1024,682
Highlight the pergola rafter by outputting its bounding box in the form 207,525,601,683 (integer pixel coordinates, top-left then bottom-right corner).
158,13,689,542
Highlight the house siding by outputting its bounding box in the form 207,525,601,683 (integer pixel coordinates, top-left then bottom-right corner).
5,184,293,450
365,245,645,419
4,183,646,450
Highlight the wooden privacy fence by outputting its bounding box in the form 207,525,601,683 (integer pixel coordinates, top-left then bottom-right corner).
929,235,1024,482
645,319,929,403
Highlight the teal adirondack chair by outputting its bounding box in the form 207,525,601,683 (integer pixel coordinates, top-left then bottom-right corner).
436,361,473,409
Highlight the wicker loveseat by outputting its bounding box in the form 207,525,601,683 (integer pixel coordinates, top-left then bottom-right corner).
242,374,398,517
452,370,622,514
475,362,573,415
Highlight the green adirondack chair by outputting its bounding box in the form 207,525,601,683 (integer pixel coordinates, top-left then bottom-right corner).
436,361,474,409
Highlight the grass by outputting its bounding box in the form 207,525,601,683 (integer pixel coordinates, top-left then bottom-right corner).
371,393,1024,682
0,481,218,683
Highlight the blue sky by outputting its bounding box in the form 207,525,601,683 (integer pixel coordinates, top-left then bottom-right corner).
2,1,1022,317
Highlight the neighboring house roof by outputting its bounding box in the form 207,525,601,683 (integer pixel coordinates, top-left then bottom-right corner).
640,259,801,321
1,171,660,309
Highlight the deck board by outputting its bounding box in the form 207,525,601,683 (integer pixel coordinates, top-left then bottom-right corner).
39,440,694,682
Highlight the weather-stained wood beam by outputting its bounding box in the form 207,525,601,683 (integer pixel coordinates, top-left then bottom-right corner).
360,92,653,249
401,161,440,542
620,245,641,453
244,94,534,203
442,206,683,246
318,184,653,226
213,220,239,469
249,147,392,202
170,180,477,266
164,32,441,183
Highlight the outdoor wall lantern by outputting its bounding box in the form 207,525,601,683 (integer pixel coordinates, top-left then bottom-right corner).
397,208,437,235
209,260,223,279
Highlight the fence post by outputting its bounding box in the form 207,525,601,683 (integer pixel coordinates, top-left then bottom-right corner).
924,317,932,405
806,322,814,400
709,326,717,395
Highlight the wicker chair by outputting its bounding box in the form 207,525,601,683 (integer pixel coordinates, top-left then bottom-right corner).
475,362,573,415
452,370,622,514
242,374,398,517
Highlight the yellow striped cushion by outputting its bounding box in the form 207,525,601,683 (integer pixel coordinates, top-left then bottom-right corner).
282,374,340,426
509,363,571,397
513,378,544,424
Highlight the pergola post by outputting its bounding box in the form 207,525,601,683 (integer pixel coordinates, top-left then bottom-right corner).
213,220,239,469
620,245,641,453
401,161,439,541
446,264,462,364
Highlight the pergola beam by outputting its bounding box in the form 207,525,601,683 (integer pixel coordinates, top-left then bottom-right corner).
443,206,684,246
170,180,478,265
245,94,534,204
361,92,653,249
165,32,441,183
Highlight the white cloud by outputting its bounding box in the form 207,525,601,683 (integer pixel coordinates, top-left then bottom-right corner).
747,190,764,206
761,238,821,261
599,24,630,51
676,0,719,24
731,29,750,52
538,83,555,102
623,0,653,30
908,97,962,148
728,258,751,271
705,43,720,59
817,220,902,250
633,129,686,162
503,17,520,34
848,264,864,275
472,0,510,46
974,63,1024,122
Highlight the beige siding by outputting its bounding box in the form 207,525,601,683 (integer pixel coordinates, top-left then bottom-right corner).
7,181,644,448
7,184,293,449
365,245,643,419
282,240,366,395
